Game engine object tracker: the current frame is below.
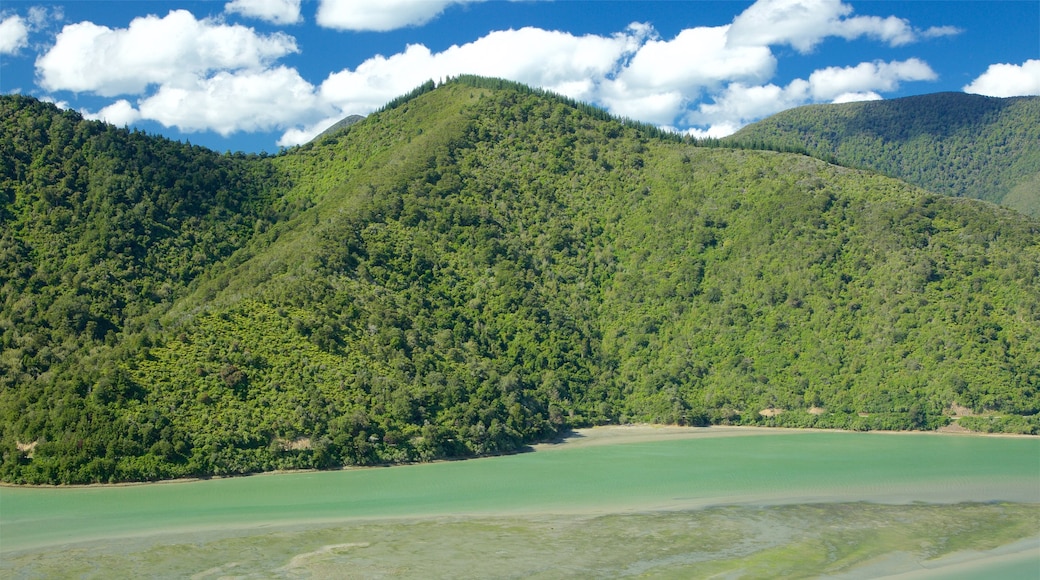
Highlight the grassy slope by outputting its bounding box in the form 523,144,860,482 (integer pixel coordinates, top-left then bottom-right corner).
2,81,1039,483
725,92,1040,216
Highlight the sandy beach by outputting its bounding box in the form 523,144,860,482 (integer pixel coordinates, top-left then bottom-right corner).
530,422,1034,453
530,424,791,450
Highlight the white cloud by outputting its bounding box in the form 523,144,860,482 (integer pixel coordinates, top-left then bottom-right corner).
807,59,936,101
964,60,1040,97
78,68,328,138
0,7,62,57
277,115,345,147
835,15,915,46
921,25,961,39
316,0,482,32
36,10,298,96
36,9,325,137
729,0,852,52
225,0,302,25
27,5,62,29
683,122,741,140
602,89,687,125
138,67,328,135
82,99,142,126
686,80,810,132
601,24,775,123
831,91,882,104
621,25,775,89
0,15,29,55
728,0,951,53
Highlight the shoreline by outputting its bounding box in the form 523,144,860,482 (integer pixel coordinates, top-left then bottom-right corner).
2,423,1035,489
535,422,1038,450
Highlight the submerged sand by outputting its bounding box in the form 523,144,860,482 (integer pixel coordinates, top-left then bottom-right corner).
4,504,1037,579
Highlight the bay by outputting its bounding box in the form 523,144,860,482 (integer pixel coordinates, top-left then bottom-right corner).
2,429,1038,577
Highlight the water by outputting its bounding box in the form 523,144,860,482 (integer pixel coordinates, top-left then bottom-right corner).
2,429,1038,577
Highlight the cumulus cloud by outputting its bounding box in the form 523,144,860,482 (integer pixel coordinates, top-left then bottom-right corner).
0,15,29,54
807,58,936,101
729,0,852,52
600,24,775,123
36,10,298,96
225,0,302,25
683,123,742,140
833,14,919,46
82,99,142,126
686,81,810,132
277,115,346,147
317,0,482,32
964,60,1040,97
831,91,882,104
138,67,328,135
729,0,954,53
34,9,326,137
82,69,328,136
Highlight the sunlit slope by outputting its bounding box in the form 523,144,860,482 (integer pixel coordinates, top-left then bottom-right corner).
726,92,1040,216
2,79,1039,484
0,95,286,483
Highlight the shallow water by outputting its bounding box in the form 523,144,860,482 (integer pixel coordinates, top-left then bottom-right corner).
3,430,1039,577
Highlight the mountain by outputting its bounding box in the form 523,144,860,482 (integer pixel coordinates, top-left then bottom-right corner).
2,78,1039,484
724,93,1040,216
312,114,365,142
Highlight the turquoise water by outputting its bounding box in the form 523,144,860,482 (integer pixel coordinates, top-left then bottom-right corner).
4,431,1037,552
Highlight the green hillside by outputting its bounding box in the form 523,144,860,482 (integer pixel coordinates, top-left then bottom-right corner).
725,92,1040,216
2,79,1039,484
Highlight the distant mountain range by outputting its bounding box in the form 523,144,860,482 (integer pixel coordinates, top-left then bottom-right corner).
2,78,1038,484
725,92,1040,216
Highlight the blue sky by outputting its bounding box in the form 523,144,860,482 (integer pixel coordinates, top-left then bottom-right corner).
2,0,1038,154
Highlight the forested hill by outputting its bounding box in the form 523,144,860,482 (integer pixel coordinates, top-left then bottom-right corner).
2,78,1040,485
724,92,1040,216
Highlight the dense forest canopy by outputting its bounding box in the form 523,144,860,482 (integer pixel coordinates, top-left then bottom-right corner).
2,78,1039,484
725,92,1040,216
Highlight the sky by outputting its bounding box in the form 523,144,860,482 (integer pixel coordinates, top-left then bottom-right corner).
1,0,1038,154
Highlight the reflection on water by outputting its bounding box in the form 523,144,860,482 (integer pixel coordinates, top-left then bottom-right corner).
3,430,1038,578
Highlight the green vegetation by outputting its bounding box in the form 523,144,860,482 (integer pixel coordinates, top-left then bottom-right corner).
2,79,1039,483
725,92,1040,216
959,415,1040,435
